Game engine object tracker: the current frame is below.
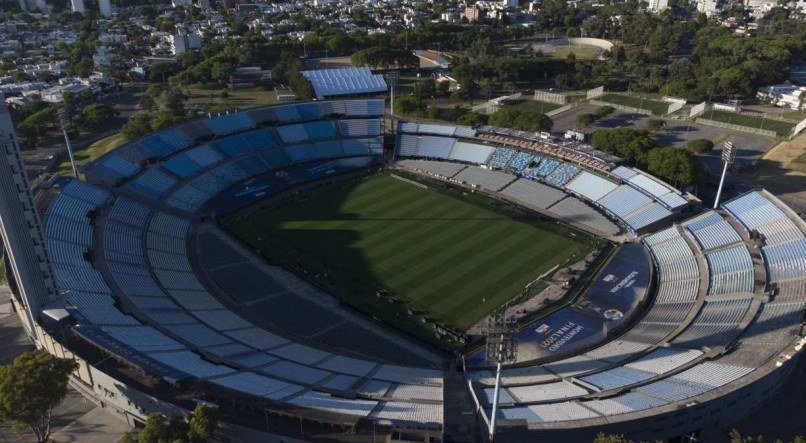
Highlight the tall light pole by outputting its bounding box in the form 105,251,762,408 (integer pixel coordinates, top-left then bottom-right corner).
713,140,735,209
485,313,518,442
57,107,78,178
385,70,399,134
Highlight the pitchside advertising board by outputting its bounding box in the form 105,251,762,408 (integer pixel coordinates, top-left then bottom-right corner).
468,243,650,366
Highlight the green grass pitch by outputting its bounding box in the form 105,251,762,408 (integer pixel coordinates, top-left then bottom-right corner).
704,110,795,137
226,172,594,342
599,93,669,116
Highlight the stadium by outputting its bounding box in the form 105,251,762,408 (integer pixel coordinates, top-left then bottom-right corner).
0,95,804,443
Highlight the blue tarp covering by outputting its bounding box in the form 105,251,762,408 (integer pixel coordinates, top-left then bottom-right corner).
467,243,650,366
73,325,190,384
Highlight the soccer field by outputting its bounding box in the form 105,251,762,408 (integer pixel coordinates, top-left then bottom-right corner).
226,172,596,344
599,94,669,116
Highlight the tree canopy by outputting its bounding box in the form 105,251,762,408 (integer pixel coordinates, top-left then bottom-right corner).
0,350,77,443
488,107,553,132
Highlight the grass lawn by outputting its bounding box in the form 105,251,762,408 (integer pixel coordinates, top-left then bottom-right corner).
703,110,795,137
508,99,563,115
599,93,670,116
56,133,127,176
227,172,594,343
552,45,602,60
184,84,279,113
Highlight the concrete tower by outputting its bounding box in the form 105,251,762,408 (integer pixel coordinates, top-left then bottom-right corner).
0,94,57,341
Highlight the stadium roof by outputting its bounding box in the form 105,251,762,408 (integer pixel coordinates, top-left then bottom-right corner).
301,67,387,99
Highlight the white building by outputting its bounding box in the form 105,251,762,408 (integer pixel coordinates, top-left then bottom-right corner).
99,0,112,17
757,84,806,110
71,0,85,13
502,0,519,8
648,0,668,11
171,32,202,55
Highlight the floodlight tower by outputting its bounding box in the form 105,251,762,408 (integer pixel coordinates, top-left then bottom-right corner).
485,313,518,442
57,107,78,178
385,70,399,135
713,140,736,209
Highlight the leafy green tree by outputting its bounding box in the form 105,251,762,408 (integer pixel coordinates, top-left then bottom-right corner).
593,433,635,443
646,147,708,187
595,106,615,118
121,113,153,140
489,107,552,132
456,111,487,126
686,139,714,154
394,96,427,117
646,119,666,132
577,113,596,127
151,109,186,131
0,350,78,443
188,404,218,442
80,104,118,130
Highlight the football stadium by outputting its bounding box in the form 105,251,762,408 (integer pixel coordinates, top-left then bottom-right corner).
0,96,804,443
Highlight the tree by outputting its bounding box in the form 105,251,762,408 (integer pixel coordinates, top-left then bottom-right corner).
456,111,487,126
595,106,615,118
646,147,708,188
646,119,666,132
394,96,427,117
577,113,596,127
489,107,553,132
121,113,153,140
80,103,117,130
188,404,218,442
686,139,714,154
0,350,78,443
593,433,635,443
151,109,186,131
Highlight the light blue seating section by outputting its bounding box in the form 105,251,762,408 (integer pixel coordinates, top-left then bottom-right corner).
276,124,310,144
314,140,345,159
598,185,652,218
128,169,178,200
417,136,454,159
161,154,202,178
215,134,253,157
509,152,535,171
339,119,380,137
204,112,256,136
185,145,223,167
450,141,493,164
341,139,372,156
706,245,753,275
305,121,337,140
623,202,672,231
284,144,319,163
762,238,806,282
156,128,193,151
723,191,788,231
534,158,559,177
243,128,278,150
95,155,141,181
545,163,580,187
488,147,516,169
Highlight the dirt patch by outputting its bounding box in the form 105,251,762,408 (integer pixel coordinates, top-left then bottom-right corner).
744,133,806,212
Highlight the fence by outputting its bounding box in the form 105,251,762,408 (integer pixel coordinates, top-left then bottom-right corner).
790,117,806,139
472,92,523,114
586,86,604,100
545,103,576,117
534,90,566,105
690,102,707,118
589,99,654,117
695,118,778,138
666,101,685,115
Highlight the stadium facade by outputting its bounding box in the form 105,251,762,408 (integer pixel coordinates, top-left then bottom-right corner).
0,95,803,443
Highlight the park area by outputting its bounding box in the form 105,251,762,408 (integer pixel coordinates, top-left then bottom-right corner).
226,172,595,341
701,110,795,137
598,93,670,116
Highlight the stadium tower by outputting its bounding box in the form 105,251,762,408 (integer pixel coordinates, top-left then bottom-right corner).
0,94,57,342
